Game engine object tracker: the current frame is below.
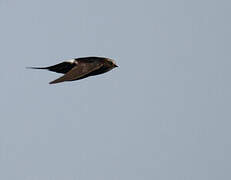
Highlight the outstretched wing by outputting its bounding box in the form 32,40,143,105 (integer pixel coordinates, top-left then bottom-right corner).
28,61,76,74
49,61,103,84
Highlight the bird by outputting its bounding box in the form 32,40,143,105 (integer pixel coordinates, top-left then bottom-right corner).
28,56,118,84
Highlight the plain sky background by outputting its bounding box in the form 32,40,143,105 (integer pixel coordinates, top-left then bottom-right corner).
0,0,230,179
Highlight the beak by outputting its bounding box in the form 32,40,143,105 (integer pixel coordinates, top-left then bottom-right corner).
114,64,118,67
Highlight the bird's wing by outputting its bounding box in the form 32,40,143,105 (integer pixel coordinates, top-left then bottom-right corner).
28,61,76,74
49,61,103,84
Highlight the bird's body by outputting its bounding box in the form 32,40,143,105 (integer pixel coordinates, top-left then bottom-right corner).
28,56,118,84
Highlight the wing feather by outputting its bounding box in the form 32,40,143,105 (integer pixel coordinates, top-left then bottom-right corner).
49,61,103,84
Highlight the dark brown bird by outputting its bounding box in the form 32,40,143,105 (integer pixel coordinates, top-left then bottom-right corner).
28,56,118,84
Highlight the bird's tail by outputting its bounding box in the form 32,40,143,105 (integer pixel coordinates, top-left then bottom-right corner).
26,66,48,70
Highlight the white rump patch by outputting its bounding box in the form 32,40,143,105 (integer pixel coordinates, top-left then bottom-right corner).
65,59,75,63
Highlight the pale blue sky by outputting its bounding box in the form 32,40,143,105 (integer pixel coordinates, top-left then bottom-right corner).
0,0,231,179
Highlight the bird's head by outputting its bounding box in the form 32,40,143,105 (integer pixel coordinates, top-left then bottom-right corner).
107,58,118,68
